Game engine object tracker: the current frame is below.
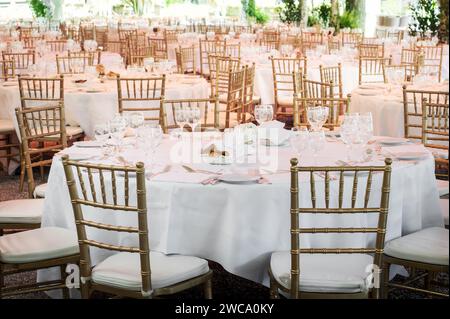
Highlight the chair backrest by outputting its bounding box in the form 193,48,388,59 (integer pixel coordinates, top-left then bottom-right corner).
358,44,385,58
208,54,241,98
301,31,323,47
69,50,101,66
384,64,413,84
302,76,334,99
16,104,67,197
288,157,393,299
81,24,95,41
221,67,245,129
342,31,363,47
327,39,341,54
18,75,64,109
417,45,444,81
175,46,196,74
46,40,68,53
358,57,389,85
422,99,449,151
242,63,256,121
375,28,387,39
128,45,155,67
2,51,35,70
402,85,449,141
225,43,241,59
261,31,280,51
293,95,350,129
116,75,167,133
94,26,109,48
319,63,343,99
401,48,420,75
361,37,378,45
199,39,226,76
23,36,43,49
148,37,168,60
271,57,306,108
165,97,219,131
61,156,152,297
0,59,15,81
56,55,88,74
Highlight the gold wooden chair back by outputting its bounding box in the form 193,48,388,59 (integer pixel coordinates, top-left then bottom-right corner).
358,57,390,85
66,26,81,42
401,48,420,76
242,63,257,122
282,157,393,299
302,77,334,99
61,156,152,299
402,86,449,142
80,24,95,42
225,43,241,59
342,31,363,48
220,67,246,129
417,45,444,82
2,51,35,70
384,64,414,84
18,75,64,110
148,37,168,61
0,59,15,81
208,54,241,98
116,75,167,133
165,97,219,131
301,32,323,47
261,31,280,51
320,63,343,99
358,44,385,58
293,95,350,129
361,37,378,45
69,50,101,65
56,55,88,74
15,103,67,198
23,36,43,49
327,39,341,54
128,45,155,67
164,29,181,44
375,28,387,39
387,30,404,43
199,39,226,77
94,26,109,48
46,40,68,52
175,46,196,74
271,57,306,117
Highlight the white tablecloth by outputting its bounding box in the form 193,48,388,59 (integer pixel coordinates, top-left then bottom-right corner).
349,82,449,137
38,135,443,289
0,74,209,138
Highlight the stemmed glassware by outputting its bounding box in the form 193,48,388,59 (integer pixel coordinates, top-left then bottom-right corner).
109,114,127,154
307,106,329,131
186,106,201,133
127,112,145,129
309,130,326,165
94,123,112,158
254,104,274,126
290,127,310,159
137,123,163,176
340,113,374,163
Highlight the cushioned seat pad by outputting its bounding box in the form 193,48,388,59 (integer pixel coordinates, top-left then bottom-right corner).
0,199,43,224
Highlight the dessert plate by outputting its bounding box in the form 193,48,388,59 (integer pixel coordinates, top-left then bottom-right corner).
218,174,260,184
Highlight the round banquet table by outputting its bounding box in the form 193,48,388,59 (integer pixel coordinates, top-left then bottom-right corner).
0,73,209,138
38,133,443,292
349,82,449,138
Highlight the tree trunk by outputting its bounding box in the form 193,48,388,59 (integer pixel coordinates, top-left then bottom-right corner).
330,0,340,32
439,0,449,42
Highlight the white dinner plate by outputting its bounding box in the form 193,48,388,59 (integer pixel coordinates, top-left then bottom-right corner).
202,155,233,165
74,141,104,148
218,174,260,184
377,138,408,146
395,152,429,161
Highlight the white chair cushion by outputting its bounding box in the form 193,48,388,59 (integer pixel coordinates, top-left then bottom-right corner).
437,179,449,197
66,126,84,138
92,251,209,291
441,199,449,227
0,119,14,134
270,252,373,294
384,227,449,266
0,199,43,224
0,227,79,264
33,183,47,198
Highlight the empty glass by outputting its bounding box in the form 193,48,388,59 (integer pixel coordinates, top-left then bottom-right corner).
254,104,274,126
290,127,310,157
307,106,329,131
127,112,145,129
186,107,201,133
309,131,326,165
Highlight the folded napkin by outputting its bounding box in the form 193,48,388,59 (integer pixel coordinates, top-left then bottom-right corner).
201,144,229,157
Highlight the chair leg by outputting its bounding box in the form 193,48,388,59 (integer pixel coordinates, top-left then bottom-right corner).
80,282,90,299
5,134,11,172
60,265,70,299
269,276,280,299
204,278,212,299
0,263,3,299
381,262,390,299
19,153,25,192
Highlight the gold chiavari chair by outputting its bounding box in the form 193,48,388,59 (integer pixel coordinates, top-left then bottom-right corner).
164,29,181,45
301,31,323,48
175,46,196,74
208,54,241,102
23,36,43,50
417,45,444,82
293,95,350,129
387,30,404,44
2,51,35,72
148,37,168,61
46,40,67,53
362,37,378,45
56,55,88,74
269,158,393,299
116,75,167,133
80,24,95,42
199,39,226,78
93,26,108,48
358,57,390,85
271,57,307,119
129,45,155,67
383,64,413,84
358,44,385,58
422,99,449,178
68,50,101,66
261,31,280,51
320,63,343,99
219,67,247,129
118,28,138,58
342,31,363,48
105,40,122,55
60,155,212,299
401,48,420,78
66,26,81,42
302,77,334,99
402,86,449,143
225,43,241,59
18,27,37,40
242,63,260,122
165,97,219,131
327,39,341,54
0,59,15,81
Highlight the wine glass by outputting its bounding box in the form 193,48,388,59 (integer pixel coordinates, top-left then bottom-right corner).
109,114,127,153
290,127,310,158
175,105,188,133
309,130,326,165
254,104,274,126
186,107,201,133
94,123,111,157
307,106,329,131
358,112,374,146
127,112,145,129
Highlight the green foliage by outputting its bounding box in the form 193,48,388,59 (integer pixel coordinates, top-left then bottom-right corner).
339,10,359,29
242,0,269,25
409,0,440,36
121,0,146,16
28,0,51,18
278,0,304,24
307,2,332,27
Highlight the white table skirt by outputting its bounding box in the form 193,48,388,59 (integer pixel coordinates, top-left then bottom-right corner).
349,83,449,137
38,136,443,288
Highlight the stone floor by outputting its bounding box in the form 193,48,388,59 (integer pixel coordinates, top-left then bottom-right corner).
0,169,448,299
